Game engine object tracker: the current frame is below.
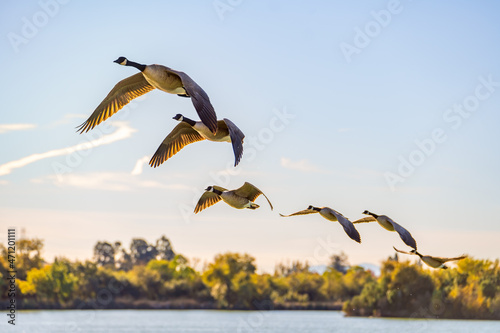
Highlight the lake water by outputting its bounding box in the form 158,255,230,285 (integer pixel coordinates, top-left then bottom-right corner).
3,310,500,332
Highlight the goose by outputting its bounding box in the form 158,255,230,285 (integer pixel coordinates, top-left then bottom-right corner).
353,210,417,250
77,57,218,135
149,114,245,167
194,182,273,213
393,246,467,269
280,206,361,243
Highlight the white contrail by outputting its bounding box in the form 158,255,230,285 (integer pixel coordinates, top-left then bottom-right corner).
0,123,37,133
131,156,151,175
280,157,325,174
0,121,136,176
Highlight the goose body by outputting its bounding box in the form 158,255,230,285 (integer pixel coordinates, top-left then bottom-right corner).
194,182,273,213
149,114,244,167
280,206,361,243
77,57,217,134
353,210,417,250
393,247,466,269
142,65,186,94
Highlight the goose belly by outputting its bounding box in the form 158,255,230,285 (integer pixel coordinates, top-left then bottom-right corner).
319,211,338,222
221,193,251,209
377,218,395,231
422,257,441,268
193,123,230,142
143,66,185,94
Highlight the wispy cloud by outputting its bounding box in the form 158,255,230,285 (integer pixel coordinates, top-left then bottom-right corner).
47,113,87,128
0,123,37,134
280,157,328,174
0,121,136,176
38,171,191,191
131,156,151,176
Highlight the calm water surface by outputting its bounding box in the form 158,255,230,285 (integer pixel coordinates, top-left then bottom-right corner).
3,310,500,332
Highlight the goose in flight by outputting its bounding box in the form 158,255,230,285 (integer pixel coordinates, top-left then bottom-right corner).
149,114,244,167
280,206,361,243
393,246,466,269
77,57,217,134
353,210,417,250
194,182,273,213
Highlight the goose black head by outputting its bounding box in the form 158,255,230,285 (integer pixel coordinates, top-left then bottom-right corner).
173,114,184,121
410,249,417,254
205,186,214,192
362,210,370,215
114,56,128,65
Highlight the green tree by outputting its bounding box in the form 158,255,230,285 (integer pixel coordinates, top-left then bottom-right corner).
202,252,256,308
19,258,77,305
93,241,115,267
155,235,175,261
322,267,346,301
328,252,349,274
130,238,157,265
0,238,44,280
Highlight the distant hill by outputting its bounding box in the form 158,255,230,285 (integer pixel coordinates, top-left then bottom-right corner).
309,263,380,276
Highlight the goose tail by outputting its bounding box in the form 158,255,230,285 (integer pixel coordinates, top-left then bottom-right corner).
248,203,260,210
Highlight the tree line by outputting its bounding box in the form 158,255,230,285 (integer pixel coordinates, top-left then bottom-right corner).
0,237,499,319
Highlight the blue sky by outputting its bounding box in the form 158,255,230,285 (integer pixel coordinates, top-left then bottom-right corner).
1,0,499,272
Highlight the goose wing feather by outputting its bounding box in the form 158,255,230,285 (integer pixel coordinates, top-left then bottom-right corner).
385,216,417,250
223,118,245,166
149,122,205,167
168,69,218,135
393,246,415,256
431,255,467,263
194,191,223,214
77,73,154,133
279,209,318,217
323,208,361,243
352,216,377,224
233,182,273,210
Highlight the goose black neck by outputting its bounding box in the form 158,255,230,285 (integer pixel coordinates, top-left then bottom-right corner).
368,211,379,219
414,251,423,258
126,60,146,72
311,206,321,212
181,117,196,127
212,188,223,195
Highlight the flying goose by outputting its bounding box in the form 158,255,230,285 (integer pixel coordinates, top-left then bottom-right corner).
280,206,361,243
393,246,467,269
353,210,417,250
194,182,273,213
77,57,218,134
149,114,245,167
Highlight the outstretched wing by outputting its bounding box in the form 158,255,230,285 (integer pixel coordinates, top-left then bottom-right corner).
393,246,415,256
149,122,205,167
194,192,221,214
352,216,377,224
77,73,154,133
386,217,417,250
433,255,467,263
279,209,318,217
325,208,361,243
234,182,273,210
223,118,245,167
169,69,218,135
